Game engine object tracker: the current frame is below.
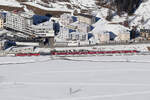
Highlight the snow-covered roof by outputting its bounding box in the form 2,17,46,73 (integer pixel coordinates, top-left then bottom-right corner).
92,19,129,35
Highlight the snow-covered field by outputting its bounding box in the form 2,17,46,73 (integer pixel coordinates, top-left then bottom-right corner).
1,55,150,100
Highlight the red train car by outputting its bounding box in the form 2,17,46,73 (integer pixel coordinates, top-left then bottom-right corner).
51,50,139,56
15,53,40,57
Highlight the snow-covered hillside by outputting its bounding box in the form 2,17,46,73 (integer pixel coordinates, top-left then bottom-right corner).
0,0,96,11
70,0,96,8
131,0,150,28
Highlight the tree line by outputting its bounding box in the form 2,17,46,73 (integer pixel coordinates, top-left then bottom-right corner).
96,0,142,15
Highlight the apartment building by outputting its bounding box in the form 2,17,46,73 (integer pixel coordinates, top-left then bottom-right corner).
117,32,130,41
4,11,33,35
77,14,96,25
60,13,77,26
29,22,55,48
29,25,54,38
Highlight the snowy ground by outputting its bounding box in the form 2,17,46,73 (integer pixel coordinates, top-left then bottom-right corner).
0,0,22,7
1,55,150,100
24,2,73,12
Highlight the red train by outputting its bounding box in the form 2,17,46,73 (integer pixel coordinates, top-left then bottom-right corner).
15,53,40,56
51,50,139,56
15,50,139,57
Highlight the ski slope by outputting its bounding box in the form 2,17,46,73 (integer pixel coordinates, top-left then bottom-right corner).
1,55,150,100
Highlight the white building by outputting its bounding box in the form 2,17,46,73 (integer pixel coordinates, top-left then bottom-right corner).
67,22,92,33
77,22,92,33
96,32,110,43
58,26,88,41
4,11,33,35
59,27,71,40
30,25,54,37
69,32,88,41
60,13,75,26
77,14,96,25
29,21,54,37
116,32,130,41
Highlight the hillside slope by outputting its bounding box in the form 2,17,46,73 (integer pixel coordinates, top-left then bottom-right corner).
0,0,97,16
0,0,150,33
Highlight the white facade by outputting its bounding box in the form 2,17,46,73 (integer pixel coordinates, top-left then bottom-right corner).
30,21,54,37
4,12,33,34
66,22,91,33
34,30,54,37
60,14,74,26
77,22,91,33
58,26,88,42
5,12,54,38
77,14,96,25
59,27,70,40
97,32,110,43
117,33,130,41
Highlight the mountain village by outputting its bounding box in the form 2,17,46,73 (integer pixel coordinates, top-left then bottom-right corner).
0,8,150,56
1,1,150,100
